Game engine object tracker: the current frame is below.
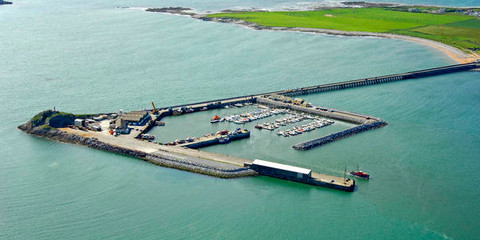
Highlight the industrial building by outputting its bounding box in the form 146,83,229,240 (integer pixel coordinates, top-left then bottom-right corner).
120,110,151,126
249,159,312,181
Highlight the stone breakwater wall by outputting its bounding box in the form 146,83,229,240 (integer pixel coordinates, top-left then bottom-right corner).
292,121,388,150
145,155,256,178
18,125,257,178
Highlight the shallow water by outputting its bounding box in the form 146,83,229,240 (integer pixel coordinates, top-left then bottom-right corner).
0,0,479,239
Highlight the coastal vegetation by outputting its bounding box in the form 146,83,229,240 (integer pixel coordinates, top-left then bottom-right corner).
27,110,75,129
207,7,480,55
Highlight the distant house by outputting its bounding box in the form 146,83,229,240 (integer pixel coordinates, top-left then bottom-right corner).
74,119,85,127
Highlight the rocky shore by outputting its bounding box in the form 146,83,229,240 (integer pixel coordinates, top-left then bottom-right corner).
18,111,257,179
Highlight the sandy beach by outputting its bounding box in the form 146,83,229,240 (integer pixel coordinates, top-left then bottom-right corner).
142,7,478,64
203,17,478,64
285,27,478,64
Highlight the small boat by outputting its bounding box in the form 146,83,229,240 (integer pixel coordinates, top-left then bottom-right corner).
211,115,222,123
218,136,230,144
175,139,186,144
155,121,165,126
349,170,370,179
255,125,263,130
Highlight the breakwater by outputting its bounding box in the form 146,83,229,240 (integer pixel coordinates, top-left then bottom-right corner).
292,121,388,150
17,124,257,178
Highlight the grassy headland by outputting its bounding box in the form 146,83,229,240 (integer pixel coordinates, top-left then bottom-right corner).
207,7,480,58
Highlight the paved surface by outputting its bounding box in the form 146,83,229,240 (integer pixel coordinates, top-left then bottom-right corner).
61,127,251,167
311,172,354,188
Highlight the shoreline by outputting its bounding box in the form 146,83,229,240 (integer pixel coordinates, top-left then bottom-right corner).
143,7,478,64
263,26,478,64
199,18,479,64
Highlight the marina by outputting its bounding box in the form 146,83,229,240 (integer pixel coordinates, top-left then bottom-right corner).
277,119,334,137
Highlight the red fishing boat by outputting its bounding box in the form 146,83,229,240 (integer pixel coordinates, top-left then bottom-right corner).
349,171,369,179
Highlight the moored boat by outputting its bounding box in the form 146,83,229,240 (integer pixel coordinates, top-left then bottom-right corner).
218,136,230,144
211,115,222,123
349,170,370,179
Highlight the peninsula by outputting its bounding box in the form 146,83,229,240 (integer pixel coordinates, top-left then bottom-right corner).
145,2,480,63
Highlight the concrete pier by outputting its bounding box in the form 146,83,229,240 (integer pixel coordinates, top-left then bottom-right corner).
247,159,355,191
175,129,251,149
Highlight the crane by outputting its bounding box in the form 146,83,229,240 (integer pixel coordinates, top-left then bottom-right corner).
151,101,158,114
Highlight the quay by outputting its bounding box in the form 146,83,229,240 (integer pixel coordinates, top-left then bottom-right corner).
174,129,251,149
246,159,355,191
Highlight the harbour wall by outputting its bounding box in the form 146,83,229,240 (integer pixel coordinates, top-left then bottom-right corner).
292,121,388,150
17,125,257,178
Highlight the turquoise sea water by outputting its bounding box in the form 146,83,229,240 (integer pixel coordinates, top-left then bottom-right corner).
1,0,479,239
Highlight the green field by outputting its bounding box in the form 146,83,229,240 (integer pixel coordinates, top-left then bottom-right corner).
208,8,480,54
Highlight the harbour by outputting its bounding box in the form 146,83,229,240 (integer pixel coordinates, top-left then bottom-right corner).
4,1,480,238
18,62,479,192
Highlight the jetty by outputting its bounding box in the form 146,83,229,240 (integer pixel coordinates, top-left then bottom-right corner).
274,62,480,97
19,62,479,191
246,160,355,191
173,129,251,148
